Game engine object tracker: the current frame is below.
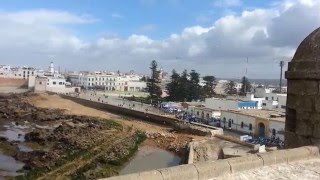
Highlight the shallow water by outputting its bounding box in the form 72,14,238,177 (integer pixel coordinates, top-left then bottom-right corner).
120,146,181,175
0,150,24,177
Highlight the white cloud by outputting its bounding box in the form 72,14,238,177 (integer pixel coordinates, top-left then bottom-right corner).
0,0,320,78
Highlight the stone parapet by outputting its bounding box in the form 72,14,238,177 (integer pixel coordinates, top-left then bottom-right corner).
101,146,319,180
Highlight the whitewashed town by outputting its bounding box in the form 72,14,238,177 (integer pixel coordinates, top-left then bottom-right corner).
1,61,287,143
1,1,320,179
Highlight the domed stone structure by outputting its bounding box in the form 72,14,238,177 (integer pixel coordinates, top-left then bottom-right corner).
285,27,320,148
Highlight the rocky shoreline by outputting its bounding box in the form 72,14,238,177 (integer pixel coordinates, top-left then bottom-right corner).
0,93,196,179
0,94,147,179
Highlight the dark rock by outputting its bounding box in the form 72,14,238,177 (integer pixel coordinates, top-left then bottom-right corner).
25,129,46,145
0,136,8,141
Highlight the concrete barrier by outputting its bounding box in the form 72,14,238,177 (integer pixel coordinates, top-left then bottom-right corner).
187,142,195,164
226,154,263,173
100,146,319,180
193,160,231,180
158,164,198,180
258,146,319,166
104,170,163,180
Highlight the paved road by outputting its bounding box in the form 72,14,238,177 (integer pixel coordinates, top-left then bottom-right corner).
78,91,168,116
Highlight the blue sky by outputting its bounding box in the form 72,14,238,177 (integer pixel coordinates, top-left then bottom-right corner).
0,0,276,40
0,0,319,78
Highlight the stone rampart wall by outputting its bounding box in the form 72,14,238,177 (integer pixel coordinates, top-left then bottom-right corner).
60,95,222,136
102,146,319,180
0,78,28,87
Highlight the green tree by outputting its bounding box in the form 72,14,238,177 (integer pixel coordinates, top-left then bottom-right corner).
239,76,251,96
201,76,216,98
224,81,237,95
166,69,180,101
140,76,147,82
147,60,162,101
188,70,201,101
178,70,189,102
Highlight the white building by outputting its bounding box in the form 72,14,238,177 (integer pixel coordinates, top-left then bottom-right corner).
34,76,79,94
69,72,146,92
220,109,285,140
190,106,221,121
204,97,258,110
0,65,37,80
253,87,287,110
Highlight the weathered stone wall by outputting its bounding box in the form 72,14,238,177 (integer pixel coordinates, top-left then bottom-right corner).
101,146,319,180
0,77,28,87
60,95,222,136
285,27,320,148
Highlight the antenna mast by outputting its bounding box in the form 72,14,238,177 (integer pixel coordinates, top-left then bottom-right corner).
279,60,285,93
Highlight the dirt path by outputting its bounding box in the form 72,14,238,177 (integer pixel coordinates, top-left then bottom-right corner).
25,93,170,133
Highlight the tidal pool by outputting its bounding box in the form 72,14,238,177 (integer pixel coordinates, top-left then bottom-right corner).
120,146,181,175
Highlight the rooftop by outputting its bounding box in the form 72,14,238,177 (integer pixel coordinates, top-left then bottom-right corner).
223,109,285,122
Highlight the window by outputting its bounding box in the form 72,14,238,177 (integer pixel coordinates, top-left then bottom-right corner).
197,111,199,116
39,82,42,85
59,82,63,85
266,97,269,100
262,103,267,106
272,129,276,136
241,122,244,128
272,97,274,100
249,123,252,130
53,81,56,85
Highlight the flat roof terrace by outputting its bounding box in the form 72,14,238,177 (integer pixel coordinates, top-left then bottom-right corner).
222,109,285,122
